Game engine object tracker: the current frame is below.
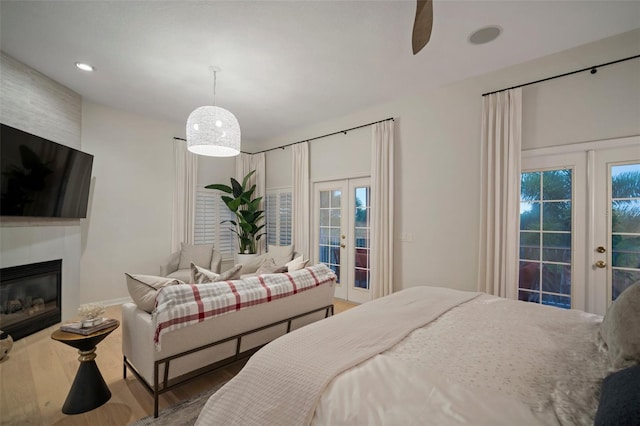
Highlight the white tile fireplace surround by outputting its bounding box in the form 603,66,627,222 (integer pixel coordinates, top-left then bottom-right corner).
0,224,81,322
0,53,83,323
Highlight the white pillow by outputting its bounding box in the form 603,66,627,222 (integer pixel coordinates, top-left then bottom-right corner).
218,264,242,281
600,282,640,369
190,262,219,283
191,263,243,283
256,257,288,275
238,254,267,275
125,273,183,313
286,255,309,272
178,243,213,270
267,245,294,266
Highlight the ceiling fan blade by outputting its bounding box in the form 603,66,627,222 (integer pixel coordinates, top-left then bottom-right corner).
412,0,433,55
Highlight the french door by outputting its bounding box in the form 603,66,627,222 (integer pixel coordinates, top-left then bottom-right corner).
521,139,640,315
313,178,372,304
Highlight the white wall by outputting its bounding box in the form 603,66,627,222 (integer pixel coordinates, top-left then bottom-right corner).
79,102,181,304
258,30,640,294
265,148,292,190
80,104,237,304
0,52,83,321
197,156,235,189
522,59,640,149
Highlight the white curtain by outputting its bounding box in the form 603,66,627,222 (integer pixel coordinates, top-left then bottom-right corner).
371,120,395,299
477,88,522,298
236,152,266,254
171,139,198,252
292,142,310,259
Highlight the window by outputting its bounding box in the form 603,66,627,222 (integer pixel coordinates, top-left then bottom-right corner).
194,188,236,256
519,169,572,309
266,189,292,247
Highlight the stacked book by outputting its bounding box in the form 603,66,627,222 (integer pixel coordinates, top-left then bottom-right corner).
60,318,118,335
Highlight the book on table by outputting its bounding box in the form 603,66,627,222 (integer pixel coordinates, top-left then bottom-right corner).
60,318,118,335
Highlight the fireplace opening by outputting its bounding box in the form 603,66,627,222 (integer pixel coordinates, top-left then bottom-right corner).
0,259,62,340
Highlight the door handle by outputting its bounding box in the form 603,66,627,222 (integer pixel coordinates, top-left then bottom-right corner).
596,246,606,253
340,243,346,248
595,260,606,268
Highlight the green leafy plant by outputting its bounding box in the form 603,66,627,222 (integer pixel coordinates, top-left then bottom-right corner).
205,170,265,254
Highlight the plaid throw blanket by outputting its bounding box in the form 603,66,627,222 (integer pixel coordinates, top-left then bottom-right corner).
153,264,336,349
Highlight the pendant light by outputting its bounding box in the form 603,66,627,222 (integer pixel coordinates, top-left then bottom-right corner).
186,68,240,157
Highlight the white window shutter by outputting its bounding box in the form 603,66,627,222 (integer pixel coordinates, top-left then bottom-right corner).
194,188,235,256
266,188,292,248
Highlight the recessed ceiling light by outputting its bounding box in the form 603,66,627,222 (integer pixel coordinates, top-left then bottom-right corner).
468,26,502,45
75,62,95,72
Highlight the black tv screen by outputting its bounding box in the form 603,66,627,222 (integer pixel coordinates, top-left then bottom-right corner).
1,123,93,218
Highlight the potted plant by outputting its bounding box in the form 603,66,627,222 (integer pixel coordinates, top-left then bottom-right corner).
205,170,265,260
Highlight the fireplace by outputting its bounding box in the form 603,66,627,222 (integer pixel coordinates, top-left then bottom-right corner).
0,260,62,340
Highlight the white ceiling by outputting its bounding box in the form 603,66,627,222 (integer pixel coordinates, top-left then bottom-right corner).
1,1,639,145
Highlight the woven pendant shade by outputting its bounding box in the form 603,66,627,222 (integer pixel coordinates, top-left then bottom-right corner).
186,105,240,157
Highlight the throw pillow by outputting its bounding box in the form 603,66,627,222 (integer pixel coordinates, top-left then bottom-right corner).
217,264,242,281
594,365,640,426
267,245,294,266
600,282,640,369
238,254,267,275
178,243,214,270
191,263,242,283
190,262,219,284
286,255,309,272
255,257,287,275
125,273,184,313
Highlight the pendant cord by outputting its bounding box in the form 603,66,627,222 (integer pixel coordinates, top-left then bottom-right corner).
213,70,217,106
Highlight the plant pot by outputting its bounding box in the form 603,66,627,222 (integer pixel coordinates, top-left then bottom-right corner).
235,253,258,265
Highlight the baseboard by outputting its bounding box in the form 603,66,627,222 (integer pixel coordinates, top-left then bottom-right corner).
92,296,132,307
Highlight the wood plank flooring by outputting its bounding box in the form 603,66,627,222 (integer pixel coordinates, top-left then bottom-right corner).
0,299,356,425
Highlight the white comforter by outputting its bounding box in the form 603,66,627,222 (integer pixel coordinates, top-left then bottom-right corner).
197,288,609,426
313,294,609,425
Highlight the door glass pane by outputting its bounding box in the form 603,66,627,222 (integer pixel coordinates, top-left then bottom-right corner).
353,186,370,290
612,269,640,300
520,202,540,230
519,168,572,309
611,163,640,301
521,172,541,201
541,293,571,309
612,200,640,233
542,233,571,263
542,201,571,231
541,264,571,295
518,261,540,292
543,169,571,200
519,232,540,260
612,235,640,268
319,189,341,283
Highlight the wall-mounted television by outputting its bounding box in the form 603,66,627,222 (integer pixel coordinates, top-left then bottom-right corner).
1,123,93,218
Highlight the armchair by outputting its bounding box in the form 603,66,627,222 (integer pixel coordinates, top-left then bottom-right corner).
160,243,222,283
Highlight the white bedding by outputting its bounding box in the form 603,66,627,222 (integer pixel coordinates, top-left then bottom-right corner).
314,294,609,425
197,288,610,426
312,354,547,425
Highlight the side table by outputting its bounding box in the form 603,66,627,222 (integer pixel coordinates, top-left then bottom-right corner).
51,320,120,414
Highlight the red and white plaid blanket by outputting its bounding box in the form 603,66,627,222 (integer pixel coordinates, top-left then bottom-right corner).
152,264,336,349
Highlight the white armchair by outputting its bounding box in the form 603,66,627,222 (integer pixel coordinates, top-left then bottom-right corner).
160,243,222,283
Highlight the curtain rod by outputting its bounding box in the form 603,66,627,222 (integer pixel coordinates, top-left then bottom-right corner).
251,117,395,154
482,54,640,97
173,117,394,155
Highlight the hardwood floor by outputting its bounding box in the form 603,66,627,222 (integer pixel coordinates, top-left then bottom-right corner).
0,299,356,425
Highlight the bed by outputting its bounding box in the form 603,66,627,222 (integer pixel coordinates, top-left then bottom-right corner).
195,284,640,425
